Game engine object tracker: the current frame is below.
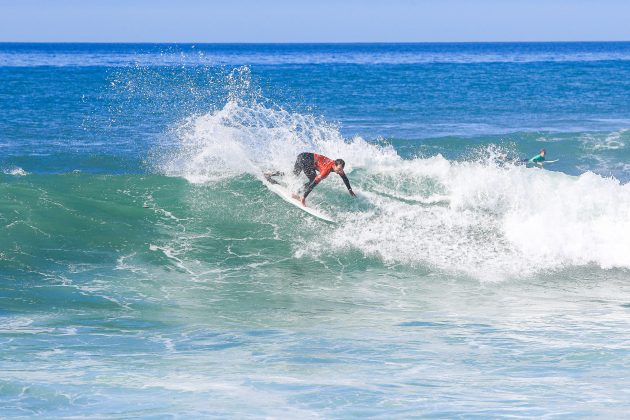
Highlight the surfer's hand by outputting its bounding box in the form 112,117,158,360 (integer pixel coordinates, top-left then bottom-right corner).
349,189,356,197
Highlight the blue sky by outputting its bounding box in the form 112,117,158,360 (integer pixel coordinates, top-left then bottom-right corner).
1,0,630,43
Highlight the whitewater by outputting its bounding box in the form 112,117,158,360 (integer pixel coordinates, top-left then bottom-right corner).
1,43,630,418
161,96,630,278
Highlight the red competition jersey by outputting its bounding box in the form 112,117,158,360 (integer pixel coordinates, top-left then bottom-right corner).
313,154,335,183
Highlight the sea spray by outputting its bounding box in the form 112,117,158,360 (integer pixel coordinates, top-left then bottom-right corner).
159,68,399,184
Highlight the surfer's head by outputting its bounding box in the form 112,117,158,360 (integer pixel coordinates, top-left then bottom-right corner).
333,159,346,174
540,148,546,156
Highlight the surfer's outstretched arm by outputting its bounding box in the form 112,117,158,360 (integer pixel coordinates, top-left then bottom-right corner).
340,173,356,197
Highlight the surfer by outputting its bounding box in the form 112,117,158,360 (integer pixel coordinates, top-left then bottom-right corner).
267,152,356,206
526,148,547,166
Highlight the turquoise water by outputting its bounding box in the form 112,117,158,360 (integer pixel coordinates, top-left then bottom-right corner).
1,43,630,417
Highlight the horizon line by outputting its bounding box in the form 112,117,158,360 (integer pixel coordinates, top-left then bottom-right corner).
2,40,630,45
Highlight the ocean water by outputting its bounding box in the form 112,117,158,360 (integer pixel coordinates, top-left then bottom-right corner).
1,43,630,418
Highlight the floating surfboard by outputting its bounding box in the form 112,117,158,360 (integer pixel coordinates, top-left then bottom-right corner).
262,174,336,223
543,159,559,164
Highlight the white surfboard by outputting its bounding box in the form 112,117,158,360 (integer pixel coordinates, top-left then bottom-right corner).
525,159,559,168
262,175,336,223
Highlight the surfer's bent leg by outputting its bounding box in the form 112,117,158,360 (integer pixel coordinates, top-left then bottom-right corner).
293,153,318,197
301,169,317,198
293,153,305,176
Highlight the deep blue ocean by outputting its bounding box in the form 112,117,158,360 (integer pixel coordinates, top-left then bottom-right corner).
1,43,630,418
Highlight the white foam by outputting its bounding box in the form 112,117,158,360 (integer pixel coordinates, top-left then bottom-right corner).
161,97,630,278
149,244,195,275
581,129,628,151
2,166,28,176
329,156,630,278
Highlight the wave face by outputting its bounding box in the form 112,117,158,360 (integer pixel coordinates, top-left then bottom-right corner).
2,44,630,418
155,98,630,278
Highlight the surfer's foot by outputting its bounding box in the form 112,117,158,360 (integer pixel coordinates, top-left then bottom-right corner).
292,193,306,206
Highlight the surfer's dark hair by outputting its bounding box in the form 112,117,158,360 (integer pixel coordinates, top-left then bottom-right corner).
335,159,345,167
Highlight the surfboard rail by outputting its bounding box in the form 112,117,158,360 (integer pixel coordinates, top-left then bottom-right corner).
261,175,336,223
